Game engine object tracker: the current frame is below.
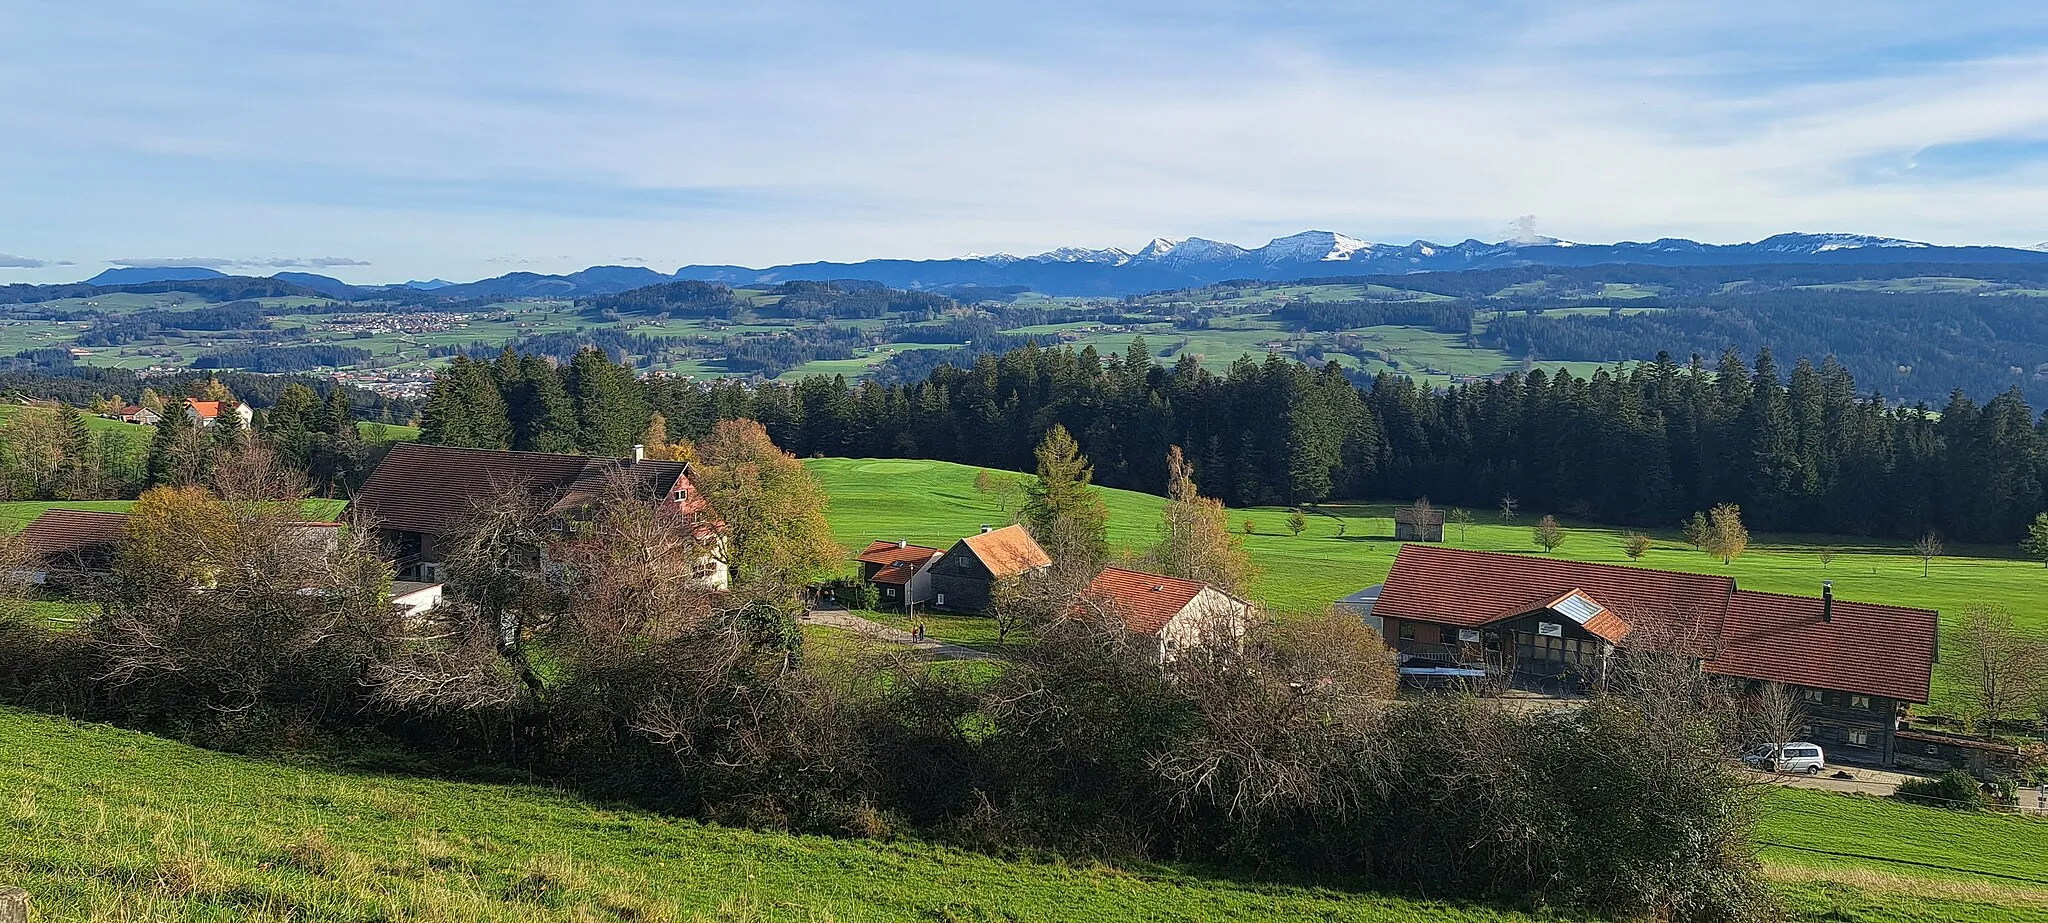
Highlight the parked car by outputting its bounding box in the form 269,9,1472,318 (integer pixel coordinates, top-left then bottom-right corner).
1744,742,1826,774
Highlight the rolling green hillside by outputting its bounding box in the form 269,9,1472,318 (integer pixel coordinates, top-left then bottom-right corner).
4,708,2044,921
0,708,1561,923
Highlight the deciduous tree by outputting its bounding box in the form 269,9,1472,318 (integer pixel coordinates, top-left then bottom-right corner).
1532,515,1566,554
696,419,843,606
1700,504,1749,565
1941,606,2048,737
1152,445,1255,595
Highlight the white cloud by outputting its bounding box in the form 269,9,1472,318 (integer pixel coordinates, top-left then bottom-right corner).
0,253,72,268
3,1,2048,282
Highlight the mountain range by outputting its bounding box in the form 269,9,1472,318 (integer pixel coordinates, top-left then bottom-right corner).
71,231,2048,299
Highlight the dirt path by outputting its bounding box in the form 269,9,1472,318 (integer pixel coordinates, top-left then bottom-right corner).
799,608,1000,661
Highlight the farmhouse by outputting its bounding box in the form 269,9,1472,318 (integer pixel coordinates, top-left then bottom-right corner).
1077,566,1252,663
1360,545,1939,766
349,442,727,589
928,524,1050,613
185,398,253,429
11,508,339,584
111,404,162,425
854,539,945,607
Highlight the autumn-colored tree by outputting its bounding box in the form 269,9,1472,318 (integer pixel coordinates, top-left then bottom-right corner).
1152,445,1255,595
1624,533,1653,560
696,419,844,606
1531,515,1566,554
1286,509,1308,537
1022,425,1109,570
1700,504,1749,565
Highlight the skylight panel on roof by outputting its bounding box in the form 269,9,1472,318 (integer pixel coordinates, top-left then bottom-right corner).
1553,592,1604,624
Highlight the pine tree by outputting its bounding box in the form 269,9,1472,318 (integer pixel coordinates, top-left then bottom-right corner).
267,383,321,468
55,404,97,499
568,348,651,456
419,355,511,449
511,355,578,453
1023,424,1109,569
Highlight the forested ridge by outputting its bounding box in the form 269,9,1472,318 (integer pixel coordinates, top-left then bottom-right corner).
418,338,2048,544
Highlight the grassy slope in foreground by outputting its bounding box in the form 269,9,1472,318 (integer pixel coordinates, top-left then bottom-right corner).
0,708,1557,923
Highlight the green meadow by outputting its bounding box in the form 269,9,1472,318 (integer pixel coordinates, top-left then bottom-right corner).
0,707,1568,923
804,456,2048,712
5,706,2046,922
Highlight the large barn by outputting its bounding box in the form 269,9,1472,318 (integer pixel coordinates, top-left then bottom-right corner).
1359,544,1939,766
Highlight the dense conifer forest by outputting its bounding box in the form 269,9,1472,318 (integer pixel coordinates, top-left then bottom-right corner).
415,339,2048,544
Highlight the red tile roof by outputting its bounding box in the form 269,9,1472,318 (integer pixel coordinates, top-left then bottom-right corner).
856,540,942,568
351,442,711,537
958,524,1050,578
1375,545,1938,702
1713,589,1937,703
1078,566,1209,635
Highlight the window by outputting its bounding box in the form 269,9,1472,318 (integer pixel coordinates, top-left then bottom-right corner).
1850,695,1872,710
1398,623,1416,641
1847,729,1870,746
934,593,946,607
885,587,897,598
1803,688,1824,704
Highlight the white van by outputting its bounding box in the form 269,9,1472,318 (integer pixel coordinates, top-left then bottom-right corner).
1744,742,1826,774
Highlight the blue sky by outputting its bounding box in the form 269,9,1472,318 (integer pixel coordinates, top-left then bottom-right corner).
5,1,2048,283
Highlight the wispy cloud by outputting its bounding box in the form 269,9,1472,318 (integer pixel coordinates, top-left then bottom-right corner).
4,1,2048,282
0,254,74,268
108,256,370,270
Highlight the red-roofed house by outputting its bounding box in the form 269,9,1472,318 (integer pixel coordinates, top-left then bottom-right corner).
854,539,945,607
184,398,254,428
1077,566,1253,663
1364,544,1939,766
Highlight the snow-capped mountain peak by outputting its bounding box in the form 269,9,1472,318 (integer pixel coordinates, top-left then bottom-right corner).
1257,230,1375,263
1754,232,1932,252
1130,238,1184,260
1029,246,1132,265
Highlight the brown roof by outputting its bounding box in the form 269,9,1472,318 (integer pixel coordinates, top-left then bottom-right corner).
15,509,130,557
351,442,702,536
1079,566,1210,635
1376,545,1732,635
958,524,1051,577
856,540,943,568
15,509,338,559
1374,545,1939,702
1713,589,1937,704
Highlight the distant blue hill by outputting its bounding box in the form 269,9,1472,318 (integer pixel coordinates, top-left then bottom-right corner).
85,266,228,286
271,272,363,298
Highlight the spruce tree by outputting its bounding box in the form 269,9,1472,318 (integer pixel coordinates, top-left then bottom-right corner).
1023,424,1109,569
145,399,193,487
568,348,650,456
512,355,579,453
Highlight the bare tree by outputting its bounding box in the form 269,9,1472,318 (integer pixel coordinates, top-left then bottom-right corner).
1448,508,1474,544
1941,605,2048,738
1744,681,1808,757
1531,515,1566,554
1498,494,1520,523
1912,531,1944,578
1817,546,1837,569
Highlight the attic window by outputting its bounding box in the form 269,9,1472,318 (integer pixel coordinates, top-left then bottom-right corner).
671,488,688,502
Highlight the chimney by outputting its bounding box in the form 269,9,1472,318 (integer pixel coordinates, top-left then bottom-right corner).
897,539,908,549
631,443,645,462
1821,581,1833,622
980,524,993,533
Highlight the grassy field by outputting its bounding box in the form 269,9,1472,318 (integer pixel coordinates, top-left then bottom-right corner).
6,706,2046,922
0,707,1568,923
1758,787,2048,921
805,456,2048,711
